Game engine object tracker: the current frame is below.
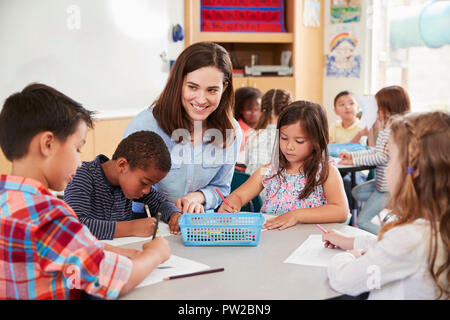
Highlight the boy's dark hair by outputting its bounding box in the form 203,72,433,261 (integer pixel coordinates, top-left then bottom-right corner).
234,86,262,120
333,90,353,107
0,83,94,161
112,131,171,173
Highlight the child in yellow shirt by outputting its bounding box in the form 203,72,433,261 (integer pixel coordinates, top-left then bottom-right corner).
329,91,368,144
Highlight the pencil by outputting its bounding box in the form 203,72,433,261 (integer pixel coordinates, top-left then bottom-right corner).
215,188,233,209
316,224,328,234
153,212,161,240
163,267,225,280
144,204,151,218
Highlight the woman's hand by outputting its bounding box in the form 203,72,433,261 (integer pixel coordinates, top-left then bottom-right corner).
176,197,204,213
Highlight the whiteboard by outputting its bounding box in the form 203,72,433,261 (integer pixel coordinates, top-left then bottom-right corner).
0,0,185,114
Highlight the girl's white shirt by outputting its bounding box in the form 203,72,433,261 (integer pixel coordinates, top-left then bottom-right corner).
328,219,447,299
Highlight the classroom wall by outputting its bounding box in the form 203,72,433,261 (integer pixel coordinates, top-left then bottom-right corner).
0,0,185,114
322,0,374,124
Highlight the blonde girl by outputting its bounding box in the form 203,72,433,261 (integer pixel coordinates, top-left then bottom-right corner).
324,111,449,299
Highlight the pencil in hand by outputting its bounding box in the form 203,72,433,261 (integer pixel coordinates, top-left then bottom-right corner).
215,188,235,211
316,224,328,234
153,212,161,240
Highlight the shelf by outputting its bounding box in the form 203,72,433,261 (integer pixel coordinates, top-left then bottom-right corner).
198,32,294,43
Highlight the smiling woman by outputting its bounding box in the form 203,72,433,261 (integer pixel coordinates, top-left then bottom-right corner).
123,42,242,214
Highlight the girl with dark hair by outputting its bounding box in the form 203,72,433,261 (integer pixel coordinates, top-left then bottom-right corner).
218,101,349,231
123,42,242,216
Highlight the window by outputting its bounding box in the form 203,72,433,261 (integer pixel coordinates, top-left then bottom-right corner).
372,0,450,112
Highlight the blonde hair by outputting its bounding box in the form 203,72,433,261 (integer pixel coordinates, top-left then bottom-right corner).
379,111,450,299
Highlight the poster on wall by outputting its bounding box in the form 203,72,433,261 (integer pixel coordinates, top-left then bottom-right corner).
303,0,321,27
326,28,361,78
330,0,362,24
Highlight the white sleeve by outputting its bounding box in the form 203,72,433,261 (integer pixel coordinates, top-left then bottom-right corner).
354,233,378,251
327,225,423,297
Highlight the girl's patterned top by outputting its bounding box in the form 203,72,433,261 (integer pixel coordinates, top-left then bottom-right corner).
261,165,327,215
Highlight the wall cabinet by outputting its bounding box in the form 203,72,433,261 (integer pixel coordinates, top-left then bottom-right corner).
185,0,324,101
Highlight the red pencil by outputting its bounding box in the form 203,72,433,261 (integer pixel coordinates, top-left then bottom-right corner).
215,188,233,209
316,224,328,234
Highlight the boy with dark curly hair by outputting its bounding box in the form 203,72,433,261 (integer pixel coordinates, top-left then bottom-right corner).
64,130,181,240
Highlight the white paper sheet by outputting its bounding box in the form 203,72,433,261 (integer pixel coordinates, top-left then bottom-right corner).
284,235,342,267
136,254,210,288
357,94,378,129
100,222,172,246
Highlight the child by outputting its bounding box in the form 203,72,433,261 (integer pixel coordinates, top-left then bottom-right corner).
64,130,182,240
219,101,349,230
323,111,449,300
329,90,368,144
329,90,369,213
339,85,411,234
0,83,170,299
234,86,262,167
244,88,293,176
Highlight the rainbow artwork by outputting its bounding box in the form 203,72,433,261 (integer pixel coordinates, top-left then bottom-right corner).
329,32,358,52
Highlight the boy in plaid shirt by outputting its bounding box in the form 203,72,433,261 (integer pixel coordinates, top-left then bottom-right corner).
0,83,170,299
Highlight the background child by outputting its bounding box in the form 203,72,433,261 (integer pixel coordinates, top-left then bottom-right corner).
329,90,368,144
219,101,349,230
323,111,449,300
64,130,182,240
0,83,170,299
330,90,369,214
234,86,262,167
339,85,411,234
244,88,293,176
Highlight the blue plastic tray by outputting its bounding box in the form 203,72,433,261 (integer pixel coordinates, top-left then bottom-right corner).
328,143,367,157
178,213,264,246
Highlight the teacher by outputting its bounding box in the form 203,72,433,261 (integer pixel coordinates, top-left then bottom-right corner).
123,42,242,215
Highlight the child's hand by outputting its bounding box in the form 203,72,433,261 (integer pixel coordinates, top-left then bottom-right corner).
263,211,298,230
103,244,141,259
217,199,239,213
142,237,171,263
360,127,369,137
118,248,141,259
131,217,156,237
176,197,204,213
338,151,352,160
346,249,365,258
168,212,181,234
322,229,354,251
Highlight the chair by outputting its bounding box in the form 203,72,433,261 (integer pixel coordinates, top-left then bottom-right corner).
230,170,263,212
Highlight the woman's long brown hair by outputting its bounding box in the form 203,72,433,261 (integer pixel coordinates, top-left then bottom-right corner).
273,101,330,200
380,111,450,299
152,42,236,148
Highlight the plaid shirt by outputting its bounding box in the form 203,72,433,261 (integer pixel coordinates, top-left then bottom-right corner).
0,175,132,300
